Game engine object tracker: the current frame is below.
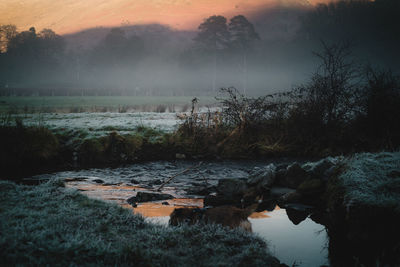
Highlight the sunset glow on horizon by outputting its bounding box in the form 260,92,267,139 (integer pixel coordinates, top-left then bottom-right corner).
1,0,335,35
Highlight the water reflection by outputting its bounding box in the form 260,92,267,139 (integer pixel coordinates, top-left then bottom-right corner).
66,181,328,266
140,203,328,266
66,182,144,206
134,200,327,266
250,207,328,267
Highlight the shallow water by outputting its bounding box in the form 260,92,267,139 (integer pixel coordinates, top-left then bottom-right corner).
142,204,328,267
35,160,271,196
34,160,328,266
250,208,328,266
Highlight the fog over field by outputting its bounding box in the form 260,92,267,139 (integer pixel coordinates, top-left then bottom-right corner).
1,0,398,96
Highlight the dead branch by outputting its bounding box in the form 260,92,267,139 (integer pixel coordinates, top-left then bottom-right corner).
157,161,203,191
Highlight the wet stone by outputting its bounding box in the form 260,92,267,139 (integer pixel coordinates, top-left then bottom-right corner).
297,179,324,195
204,194,241,207
277,191,303,206
303,158,336,181
216,178,248,197
257,200,277,212
284,203,315,212
242,186,266,206
270,187,296,198
186,186,216,196
128,192,174,203
64,177,88,182
148,179,162,186
247,164,276,188
276,163,310,189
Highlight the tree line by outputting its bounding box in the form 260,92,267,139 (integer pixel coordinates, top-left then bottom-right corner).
0,0,399,95
0,14,261,95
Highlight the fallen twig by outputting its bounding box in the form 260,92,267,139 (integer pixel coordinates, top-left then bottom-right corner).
157,161,203,191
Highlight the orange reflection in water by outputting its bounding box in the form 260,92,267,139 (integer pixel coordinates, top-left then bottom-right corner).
66,181,279,219
66,182,142,191
250,211,270,219
66,181,203,217
250,206,280,219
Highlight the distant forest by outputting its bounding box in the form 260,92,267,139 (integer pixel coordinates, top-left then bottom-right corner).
0,0,399,96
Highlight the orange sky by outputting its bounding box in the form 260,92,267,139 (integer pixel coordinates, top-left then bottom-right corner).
0,0,333,34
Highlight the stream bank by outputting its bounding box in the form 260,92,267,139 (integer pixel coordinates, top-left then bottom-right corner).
29,152,400,266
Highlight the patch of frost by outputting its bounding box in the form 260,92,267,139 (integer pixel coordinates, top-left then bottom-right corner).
339,152,400,211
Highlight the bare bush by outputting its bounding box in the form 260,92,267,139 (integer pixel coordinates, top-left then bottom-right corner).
178,98,223,138
217,87,283,132
293,41,361,129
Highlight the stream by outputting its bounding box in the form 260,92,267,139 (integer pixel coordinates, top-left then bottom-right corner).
31,160,329,266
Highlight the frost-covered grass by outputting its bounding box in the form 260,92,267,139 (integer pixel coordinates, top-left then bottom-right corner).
0,180,279,266
339,152,400,212
0,96,216,113
8,112,180,134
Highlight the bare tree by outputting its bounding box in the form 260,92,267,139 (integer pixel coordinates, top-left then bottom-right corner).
295,41,361,129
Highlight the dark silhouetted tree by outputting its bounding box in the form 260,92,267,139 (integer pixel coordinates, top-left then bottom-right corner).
194,15,230,92
90,27,144,68
0,24,18,87
2,26,65,87
229,15,260,94
86,27,145,93
5,27,39,84
0,24,17,53
7,27,38,56
37,29,65,65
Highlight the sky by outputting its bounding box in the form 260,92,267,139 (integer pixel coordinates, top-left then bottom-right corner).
0,0,333,34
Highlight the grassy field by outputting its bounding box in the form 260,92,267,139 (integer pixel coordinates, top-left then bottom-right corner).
0,179,280,266
0,96,217,113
